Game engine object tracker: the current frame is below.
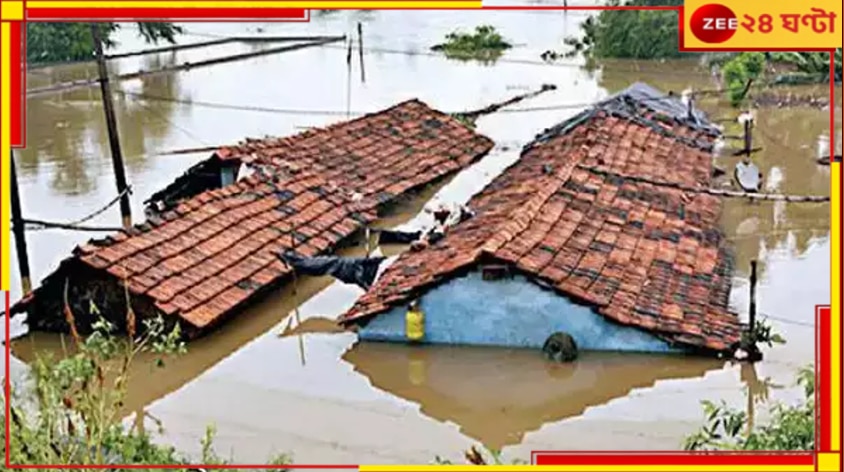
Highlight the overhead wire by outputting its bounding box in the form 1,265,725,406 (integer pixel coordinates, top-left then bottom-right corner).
157,24,717,78
117,82,748,118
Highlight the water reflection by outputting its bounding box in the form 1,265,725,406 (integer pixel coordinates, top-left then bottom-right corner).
9,269,341,420
344,343,723,450
19,53,185,194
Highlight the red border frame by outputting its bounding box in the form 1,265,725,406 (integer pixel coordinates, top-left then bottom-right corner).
2,3,841,470
26,8,310,21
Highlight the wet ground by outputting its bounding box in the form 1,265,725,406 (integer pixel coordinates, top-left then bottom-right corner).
5,6,840,464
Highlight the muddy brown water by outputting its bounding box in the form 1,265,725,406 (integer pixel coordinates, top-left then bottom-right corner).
4,8,838,464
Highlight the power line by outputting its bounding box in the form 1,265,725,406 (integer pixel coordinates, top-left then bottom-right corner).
132,95,212,147
15,186,134,232
168,25,716,78
117,83,746,118
760,313,815,328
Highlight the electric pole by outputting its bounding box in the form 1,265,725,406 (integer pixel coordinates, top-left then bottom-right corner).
10,151,32,295
92,23,132,228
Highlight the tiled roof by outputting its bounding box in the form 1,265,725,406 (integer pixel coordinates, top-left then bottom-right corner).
13,99,494,333
16,168,374,330
148,99,493,213
341,84,741,353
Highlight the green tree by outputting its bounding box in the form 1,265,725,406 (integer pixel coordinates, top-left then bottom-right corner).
768,50,843,84
715,50,842,106
561,0,689,61
26,22,184,64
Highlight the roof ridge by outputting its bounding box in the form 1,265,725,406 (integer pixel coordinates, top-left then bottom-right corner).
217,98,439,160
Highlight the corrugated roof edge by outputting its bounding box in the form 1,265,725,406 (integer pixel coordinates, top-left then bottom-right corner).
522,82,722,157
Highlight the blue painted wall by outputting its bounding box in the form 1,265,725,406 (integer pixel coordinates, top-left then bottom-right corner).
358,271,682,353
220,166,237,187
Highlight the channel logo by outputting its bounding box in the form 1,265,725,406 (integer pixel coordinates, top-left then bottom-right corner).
689,3,738,44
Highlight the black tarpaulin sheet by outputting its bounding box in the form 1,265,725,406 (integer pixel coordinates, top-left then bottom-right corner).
378,229,422,244
279,251,386,289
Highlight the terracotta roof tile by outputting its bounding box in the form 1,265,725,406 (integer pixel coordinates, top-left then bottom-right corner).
341,86,741,353
13,100,493,334
209,99,494,213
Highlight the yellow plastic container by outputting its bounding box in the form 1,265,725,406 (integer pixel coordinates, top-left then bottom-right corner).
405,306,425,342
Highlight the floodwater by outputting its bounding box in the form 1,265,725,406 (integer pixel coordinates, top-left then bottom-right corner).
4,6,839,464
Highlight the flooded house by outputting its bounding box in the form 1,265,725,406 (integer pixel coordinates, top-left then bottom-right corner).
9,100,494,338
340,83,744,357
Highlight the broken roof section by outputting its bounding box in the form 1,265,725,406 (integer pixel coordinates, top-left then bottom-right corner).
12,100,494,335
148,99,493,213
340,83,742,354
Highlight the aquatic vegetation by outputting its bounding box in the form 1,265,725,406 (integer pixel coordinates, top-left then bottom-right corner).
431,25,512,64
2,299,290,469
684,366,814,451
559,0,690,61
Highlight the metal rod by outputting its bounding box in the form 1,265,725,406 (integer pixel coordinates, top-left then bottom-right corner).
749,260,757,335
346,38,353,119
744,116,753,155
358,22,366,84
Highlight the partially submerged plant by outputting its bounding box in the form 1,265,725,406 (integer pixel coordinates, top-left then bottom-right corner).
683,365,814,451
2,295,291,469
433,446,528,465
742,317,786,350
431,25,512,64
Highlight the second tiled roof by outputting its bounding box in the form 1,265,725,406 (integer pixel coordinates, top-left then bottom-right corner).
341,87,741,352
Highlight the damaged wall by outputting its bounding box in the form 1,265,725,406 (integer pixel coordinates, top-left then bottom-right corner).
358,271,682,353
19,261,170,336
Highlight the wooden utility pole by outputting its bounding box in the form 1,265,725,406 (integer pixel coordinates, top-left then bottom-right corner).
91,23,132,228
10,151,32,295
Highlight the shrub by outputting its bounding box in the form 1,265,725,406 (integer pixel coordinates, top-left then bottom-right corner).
2,297,290,470
431,25,512,63
684,366,814,451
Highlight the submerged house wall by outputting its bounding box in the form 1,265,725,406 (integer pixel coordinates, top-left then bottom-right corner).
358,271,680,353
22,260,166,335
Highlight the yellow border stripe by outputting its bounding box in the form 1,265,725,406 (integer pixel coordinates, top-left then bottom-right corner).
360,466,815,472
831,161,841,452
1,22,10,292
28,1,481,8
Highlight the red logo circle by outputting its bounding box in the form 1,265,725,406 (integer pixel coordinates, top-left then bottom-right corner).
690,3,738,44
